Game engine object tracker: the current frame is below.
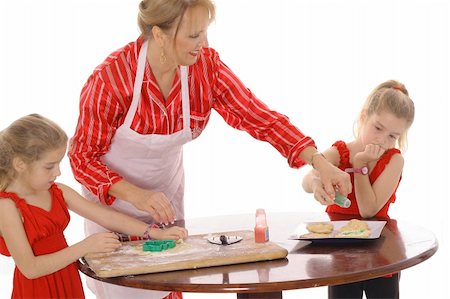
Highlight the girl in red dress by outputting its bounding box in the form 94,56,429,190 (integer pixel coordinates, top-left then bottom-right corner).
302,80,415,299
0,114,187,299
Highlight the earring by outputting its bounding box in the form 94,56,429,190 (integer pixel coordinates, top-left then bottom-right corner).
160,49,167,64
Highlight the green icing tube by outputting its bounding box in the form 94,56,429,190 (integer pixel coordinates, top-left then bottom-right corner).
334,192,351,208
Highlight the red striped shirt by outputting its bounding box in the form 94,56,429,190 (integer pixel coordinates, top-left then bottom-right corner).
68,37,315,205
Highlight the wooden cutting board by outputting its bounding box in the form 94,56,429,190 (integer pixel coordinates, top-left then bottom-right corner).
83,230,288,278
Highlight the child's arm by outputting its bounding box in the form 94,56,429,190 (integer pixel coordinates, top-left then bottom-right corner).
353,145,404,218
0,197,120,279
58,183,188,241
302,147,341,206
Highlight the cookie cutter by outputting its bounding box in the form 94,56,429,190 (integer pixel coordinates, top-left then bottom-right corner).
207,234,243,245
143,240,176,252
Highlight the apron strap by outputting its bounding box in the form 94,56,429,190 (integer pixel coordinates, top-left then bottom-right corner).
124,41,191,133
124,40,149,127
180,66,190,131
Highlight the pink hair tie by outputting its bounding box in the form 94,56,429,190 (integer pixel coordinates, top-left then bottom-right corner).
393,86,403,92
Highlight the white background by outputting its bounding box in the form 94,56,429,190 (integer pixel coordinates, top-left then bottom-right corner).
1,0,448,298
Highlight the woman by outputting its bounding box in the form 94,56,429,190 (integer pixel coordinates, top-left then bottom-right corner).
68,0,350,298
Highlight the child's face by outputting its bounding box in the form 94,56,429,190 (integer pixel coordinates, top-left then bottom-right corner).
360,111,408,150
21,145,66,191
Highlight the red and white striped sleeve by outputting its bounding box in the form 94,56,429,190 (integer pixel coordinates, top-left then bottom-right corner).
68,44,137,205
68,76,122,204
205,50,316,168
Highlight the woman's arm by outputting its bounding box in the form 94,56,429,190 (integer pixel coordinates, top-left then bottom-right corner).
209,54,351,196
302,147,343,204
68,75,124,205
210,53,315,169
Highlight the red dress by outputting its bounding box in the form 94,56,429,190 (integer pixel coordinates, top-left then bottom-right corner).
326,140,401,218
0,184,85,298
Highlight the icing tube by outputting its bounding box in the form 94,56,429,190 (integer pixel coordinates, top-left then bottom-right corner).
334,193,351,208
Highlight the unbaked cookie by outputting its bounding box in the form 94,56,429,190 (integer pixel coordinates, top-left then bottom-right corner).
300,232,331,239
306,222,334,234
336,219,371,238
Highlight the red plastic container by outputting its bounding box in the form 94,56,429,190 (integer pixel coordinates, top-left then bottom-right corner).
254,208,269,243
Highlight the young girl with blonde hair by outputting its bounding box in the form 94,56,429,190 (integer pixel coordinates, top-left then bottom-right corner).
303,80,415,298
0,114,187,298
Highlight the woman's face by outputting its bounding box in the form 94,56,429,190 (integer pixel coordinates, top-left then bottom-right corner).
359,111,408,150
167,5,210,66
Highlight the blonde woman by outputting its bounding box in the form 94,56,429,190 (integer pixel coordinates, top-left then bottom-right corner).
69,1,351,298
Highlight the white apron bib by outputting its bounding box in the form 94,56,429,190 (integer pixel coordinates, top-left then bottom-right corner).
82,40,192,299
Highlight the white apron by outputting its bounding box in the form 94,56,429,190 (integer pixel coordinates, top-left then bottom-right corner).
82,40,192,299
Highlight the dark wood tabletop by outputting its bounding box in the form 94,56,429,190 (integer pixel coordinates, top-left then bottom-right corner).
78,212,438,299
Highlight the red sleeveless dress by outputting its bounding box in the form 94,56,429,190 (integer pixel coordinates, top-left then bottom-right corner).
326,141,401,218
0,184,85,298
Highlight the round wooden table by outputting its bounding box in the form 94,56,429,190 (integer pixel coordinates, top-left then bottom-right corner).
78,212,438,299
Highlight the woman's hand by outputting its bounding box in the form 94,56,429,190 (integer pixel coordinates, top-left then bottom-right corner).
314,157,352,199
129,189,177,225
83,232,121,254
109,180,177,225
311,176,335,206
148,226,188,241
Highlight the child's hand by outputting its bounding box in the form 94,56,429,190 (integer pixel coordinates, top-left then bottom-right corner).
150,226,188,241
354,144,385,165
84,232,121,254
312,176,335,206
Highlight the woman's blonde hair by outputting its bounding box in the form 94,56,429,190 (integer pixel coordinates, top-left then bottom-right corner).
354,80,415,151
0,114,68,191
138,0,215,39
